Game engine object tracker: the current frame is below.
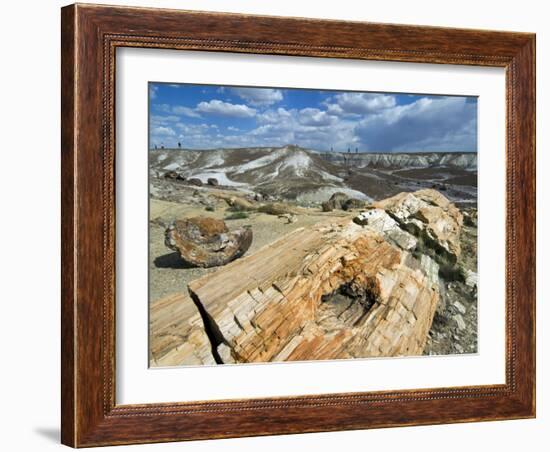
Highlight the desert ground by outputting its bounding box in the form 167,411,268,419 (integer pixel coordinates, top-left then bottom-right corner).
148,146,478,366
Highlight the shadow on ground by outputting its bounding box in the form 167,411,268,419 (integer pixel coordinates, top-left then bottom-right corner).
154,252,195,269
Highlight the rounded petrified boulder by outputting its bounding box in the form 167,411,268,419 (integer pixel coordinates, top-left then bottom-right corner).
164,217,252,268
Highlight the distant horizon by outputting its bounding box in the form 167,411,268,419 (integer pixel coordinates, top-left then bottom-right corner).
149,83,477,153
149,144,477,154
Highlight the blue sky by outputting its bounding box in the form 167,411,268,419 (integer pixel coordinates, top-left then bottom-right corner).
149,83,477,152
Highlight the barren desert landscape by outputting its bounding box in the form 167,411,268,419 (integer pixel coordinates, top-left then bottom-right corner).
148,145,478,366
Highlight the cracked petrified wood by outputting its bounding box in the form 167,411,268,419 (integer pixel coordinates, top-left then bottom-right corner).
188,218,440,364
149,292,215,366
374,189,463,265
165,217,253,268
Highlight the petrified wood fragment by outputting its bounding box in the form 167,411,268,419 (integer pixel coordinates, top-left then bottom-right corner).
188,218,440,364
354,208,417,250
149,292,215,366
165,217,252,268
374,189,463,264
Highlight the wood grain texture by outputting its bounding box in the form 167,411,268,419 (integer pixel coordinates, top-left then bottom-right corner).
61,3,536,447
187,218,440,363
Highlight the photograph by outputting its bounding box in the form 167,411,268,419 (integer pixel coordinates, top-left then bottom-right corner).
148,83,479,367
51,2,537,447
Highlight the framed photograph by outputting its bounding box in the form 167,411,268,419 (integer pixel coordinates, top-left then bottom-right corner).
61,3,536,447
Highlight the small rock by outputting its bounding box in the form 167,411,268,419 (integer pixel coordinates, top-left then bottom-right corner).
164,170,179,180
464,270,478,288
453,314,466,331
207,178,219,186
453,301,467,314
278,213,298,224
150,185,160,197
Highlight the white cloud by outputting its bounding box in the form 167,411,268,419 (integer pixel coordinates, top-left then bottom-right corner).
175,123,210,133
257,107,294,125
172,106,201,118
250,107,356,150
196,99,256,118
150,115,180,126
298,108,337,127
230,88,283,106
151,126,176,137
325,92,396,116
149,85,158,100
154,103,171,113
354,96,477,151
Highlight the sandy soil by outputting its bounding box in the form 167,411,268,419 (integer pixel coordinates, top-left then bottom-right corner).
149,197,351,302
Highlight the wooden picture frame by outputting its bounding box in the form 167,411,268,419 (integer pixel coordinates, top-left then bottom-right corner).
61,3,536,447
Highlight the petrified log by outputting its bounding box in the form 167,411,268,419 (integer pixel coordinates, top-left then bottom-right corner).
149,292,215,366
374,188,463,264
165,217,252,268
149,294,216,367
354,208,417,250
188,218,440,364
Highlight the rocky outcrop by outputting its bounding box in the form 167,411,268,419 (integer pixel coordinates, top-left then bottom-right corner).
322,151,477,171
165,217,252,268
374,189,463,265
188,218,440,363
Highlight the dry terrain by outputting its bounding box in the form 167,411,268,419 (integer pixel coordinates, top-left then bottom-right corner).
149,146,478,367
